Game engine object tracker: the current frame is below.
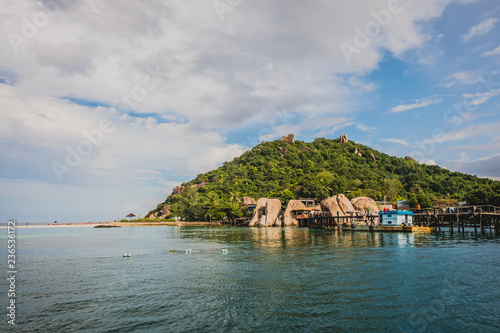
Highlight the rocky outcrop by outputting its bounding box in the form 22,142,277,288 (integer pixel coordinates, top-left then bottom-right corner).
351,197,379,214
369,153,377,163
404,156,416,162
277,146,288,159
355,148,362,157
277,146,288,154
266,199,282,227
249,198,282,227
320,194,354,216
339,134,348,143
337,194,355,214
145,204,172,219
172,185,185,196
283,200,306,227
280,133,295,144
249,198,268,227
301,147,312,152
190,181,207,190
242,196,257,207
275,214,284,227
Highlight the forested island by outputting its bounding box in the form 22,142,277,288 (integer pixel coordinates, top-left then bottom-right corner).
145,135,500,221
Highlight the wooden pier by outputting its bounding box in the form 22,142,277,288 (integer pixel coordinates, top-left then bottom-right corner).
412,205,500,236
297,211,373,230
296,205,500,236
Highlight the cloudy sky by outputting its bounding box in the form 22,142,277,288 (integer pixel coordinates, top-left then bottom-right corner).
1,0,499,222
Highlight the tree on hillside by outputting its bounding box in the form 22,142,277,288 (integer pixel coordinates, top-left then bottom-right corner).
383,178,403,201
149,138,500,216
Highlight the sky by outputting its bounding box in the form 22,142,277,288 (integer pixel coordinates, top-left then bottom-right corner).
1,0,499,222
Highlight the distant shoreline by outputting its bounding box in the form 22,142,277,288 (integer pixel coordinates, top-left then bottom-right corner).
0,221,226,228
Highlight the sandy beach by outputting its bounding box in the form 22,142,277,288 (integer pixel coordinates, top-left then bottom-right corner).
1,221,224,228
1,223,99,229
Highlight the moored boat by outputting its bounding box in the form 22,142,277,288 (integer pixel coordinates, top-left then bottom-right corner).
411,226,435,233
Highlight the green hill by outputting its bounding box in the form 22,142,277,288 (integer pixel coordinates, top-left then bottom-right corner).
147,136,500,220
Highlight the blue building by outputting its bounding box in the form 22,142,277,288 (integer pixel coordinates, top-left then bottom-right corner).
379,210,413,226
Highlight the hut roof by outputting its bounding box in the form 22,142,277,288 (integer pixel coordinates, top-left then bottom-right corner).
126,213,136,217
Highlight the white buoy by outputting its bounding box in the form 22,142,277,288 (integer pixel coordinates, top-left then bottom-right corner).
185,249,192,253
123,253,131,257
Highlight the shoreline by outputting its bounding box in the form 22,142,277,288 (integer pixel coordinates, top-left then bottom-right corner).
108,221,224,227
1,221,227,228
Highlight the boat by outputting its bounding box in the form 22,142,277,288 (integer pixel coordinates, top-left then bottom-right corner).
411,226,435,233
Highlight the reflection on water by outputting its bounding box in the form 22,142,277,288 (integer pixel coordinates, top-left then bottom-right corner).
4,226,500,332
175,226,493,250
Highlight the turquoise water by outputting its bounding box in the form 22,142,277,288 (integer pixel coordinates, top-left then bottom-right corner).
1,226,500,332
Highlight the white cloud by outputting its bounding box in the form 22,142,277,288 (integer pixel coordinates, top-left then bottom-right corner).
355,123,376,133
481,45,500,56
388,97,443,113
439,71,482,87
462,17,498,43
462,88,500,106
381,138,410,146
416,121,500,146
0,0,488,221
0,84,247,218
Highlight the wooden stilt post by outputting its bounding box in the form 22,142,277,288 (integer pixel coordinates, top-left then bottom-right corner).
449,212,452,234
479,211,483,234
474,211,478,235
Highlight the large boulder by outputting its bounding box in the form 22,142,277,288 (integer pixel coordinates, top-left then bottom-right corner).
320,194,354,216
283,200,306,227
265,199,282,227
249,198,268,227
339,134,348,143
249,198,282,227
172,185,185,196
280,133,295,144
351,197,379,214
369,153,377,163
337,194,355,214
145,204,172,220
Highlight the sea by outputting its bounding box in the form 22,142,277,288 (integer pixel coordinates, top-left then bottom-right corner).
1,225,499,332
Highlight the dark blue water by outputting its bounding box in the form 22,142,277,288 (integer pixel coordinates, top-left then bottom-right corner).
1,226,499,332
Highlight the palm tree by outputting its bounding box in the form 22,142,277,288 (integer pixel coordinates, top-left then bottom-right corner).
229,191,242,206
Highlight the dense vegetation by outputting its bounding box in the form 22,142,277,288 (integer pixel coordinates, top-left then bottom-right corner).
148,138,500,220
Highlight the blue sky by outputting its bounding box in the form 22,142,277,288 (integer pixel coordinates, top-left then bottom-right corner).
0,0,499,222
